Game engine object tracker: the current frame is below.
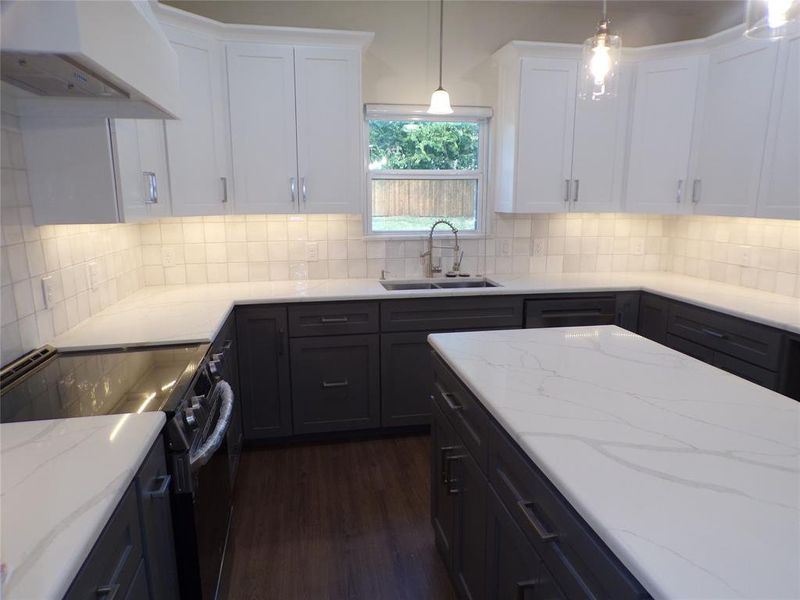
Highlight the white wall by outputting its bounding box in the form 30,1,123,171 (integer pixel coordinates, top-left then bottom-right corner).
164,0,743,107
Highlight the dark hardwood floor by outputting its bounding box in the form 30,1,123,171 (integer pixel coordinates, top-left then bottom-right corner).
225,434,457,600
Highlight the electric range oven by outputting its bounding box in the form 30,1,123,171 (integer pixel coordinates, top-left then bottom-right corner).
0,342,240,600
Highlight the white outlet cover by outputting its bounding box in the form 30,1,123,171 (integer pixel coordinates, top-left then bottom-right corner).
306,242,319,262
87,262,101,291
631,239,645,256
41,275,54,309
163,247,176,267
500,239,512,257
533,240,546,257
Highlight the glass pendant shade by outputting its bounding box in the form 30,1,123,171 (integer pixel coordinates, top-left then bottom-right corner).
428,87,454,115
745,0,800,38
579,20,622,101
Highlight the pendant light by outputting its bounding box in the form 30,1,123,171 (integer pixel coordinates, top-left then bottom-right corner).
428,0,453,114
579,0,622,101
745,0,800,38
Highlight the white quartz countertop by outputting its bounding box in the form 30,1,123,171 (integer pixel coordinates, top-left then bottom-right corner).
0,413,165,600
49,272,800,351
427,326,800,600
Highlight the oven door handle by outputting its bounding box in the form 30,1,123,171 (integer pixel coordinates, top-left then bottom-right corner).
190,380,234,470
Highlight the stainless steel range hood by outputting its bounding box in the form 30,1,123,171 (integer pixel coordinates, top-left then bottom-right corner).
0,0,180,119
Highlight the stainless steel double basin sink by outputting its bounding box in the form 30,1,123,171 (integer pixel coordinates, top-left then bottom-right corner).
380,278,501,291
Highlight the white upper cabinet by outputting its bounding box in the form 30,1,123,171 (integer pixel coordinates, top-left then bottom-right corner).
21,116,170,224
571,66,632,213
757,32,800,219
691,37,779,216
493,44,630,214
512,56,577,213
162,24,231,216
226,43,298,214
226,43,363,215
294,46,363,214
625,55,702,214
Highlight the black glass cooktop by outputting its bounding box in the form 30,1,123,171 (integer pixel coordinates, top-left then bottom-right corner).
0,344,209,423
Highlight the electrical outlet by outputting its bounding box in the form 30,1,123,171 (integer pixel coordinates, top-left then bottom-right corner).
163,247,176,267
739,246,752,266
533,239,546,257
41,275,54,309
631,239,645,256
499,239,512,257
306,242,319,262
87,261,101,291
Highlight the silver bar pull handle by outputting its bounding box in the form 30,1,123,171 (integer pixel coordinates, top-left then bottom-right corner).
676,179,684,203
572,178,580,202
143,172,158,204
145,474,172,499
290,177,297,203
301,177,307,203
563,178,571,203
322,379,348,388
691,178,701,204
221,176,228,203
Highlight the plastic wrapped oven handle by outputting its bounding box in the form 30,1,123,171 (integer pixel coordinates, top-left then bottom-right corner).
190,380,233,469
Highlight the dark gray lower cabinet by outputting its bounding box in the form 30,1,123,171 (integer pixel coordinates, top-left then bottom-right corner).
637,293,670,343
66,438,179,600
431,355,649,600
290,334,380,433
236,306,292,440
525,295,617,328
486,487,564,600
381,332,435,427
135,439,179,599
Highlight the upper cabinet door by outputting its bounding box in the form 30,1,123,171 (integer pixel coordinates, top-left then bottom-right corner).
757,33,800,219
294,46,363,214
162,25,230,216
693,38,779,216
134,120,172,219
227,43,299,215
513,57,577,213
625,55,701,215
570,65,632,212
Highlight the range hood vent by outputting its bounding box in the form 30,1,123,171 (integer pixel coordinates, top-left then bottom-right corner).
1,53,129,99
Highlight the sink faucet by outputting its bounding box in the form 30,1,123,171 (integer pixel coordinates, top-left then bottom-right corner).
421,220,461,278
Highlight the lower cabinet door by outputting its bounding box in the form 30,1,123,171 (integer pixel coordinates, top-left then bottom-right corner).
432,401,460,571
637,293,670,344
290,334,380,433
486,487,545,600
124,561,150,600
136,439,179,600
236,306,292,439
381,331,435,427
451,445,488,600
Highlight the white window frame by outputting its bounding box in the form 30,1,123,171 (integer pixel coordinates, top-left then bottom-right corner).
364,104,492,239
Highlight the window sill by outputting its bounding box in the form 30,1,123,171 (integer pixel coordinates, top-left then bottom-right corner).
362,231,488,242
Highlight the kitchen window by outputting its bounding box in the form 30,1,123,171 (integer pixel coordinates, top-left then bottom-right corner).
365,105,491,236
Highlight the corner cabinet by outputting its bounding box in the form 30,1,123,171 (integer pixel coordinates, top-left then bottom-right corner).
493,43,630,214
161,23,232,216
624,53,703,215
691,36,779,217
226,42,365,214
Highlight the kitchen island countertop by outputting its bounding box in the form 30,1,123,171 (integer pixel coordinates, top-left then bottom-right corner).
428,325,800,600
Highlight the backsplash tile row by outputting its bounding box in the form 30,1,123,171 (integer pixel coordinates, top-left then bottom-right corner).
1,113,144,365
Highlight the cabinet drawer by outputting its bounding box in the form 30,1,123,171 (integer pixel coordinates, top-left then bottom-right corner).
713,353,779,390
667,303,783,370
381,296,523,332
665,333,715,364
525,296,617,328
488,424,646,600
637,293,670,344
432,353,490,472
65,486,143,600
288,302,379,337
290,334,380,433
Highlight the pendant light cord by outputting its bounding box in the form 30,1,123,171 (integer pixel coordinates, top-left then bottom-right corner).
603,0,608,20
438,0,444,88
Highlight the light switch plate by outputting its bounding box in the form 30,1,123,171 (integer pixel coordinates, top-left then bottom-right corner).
306,242,319,262
631,239,645,256
499,239,512,257
533,239,546,257
163,247,176,267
